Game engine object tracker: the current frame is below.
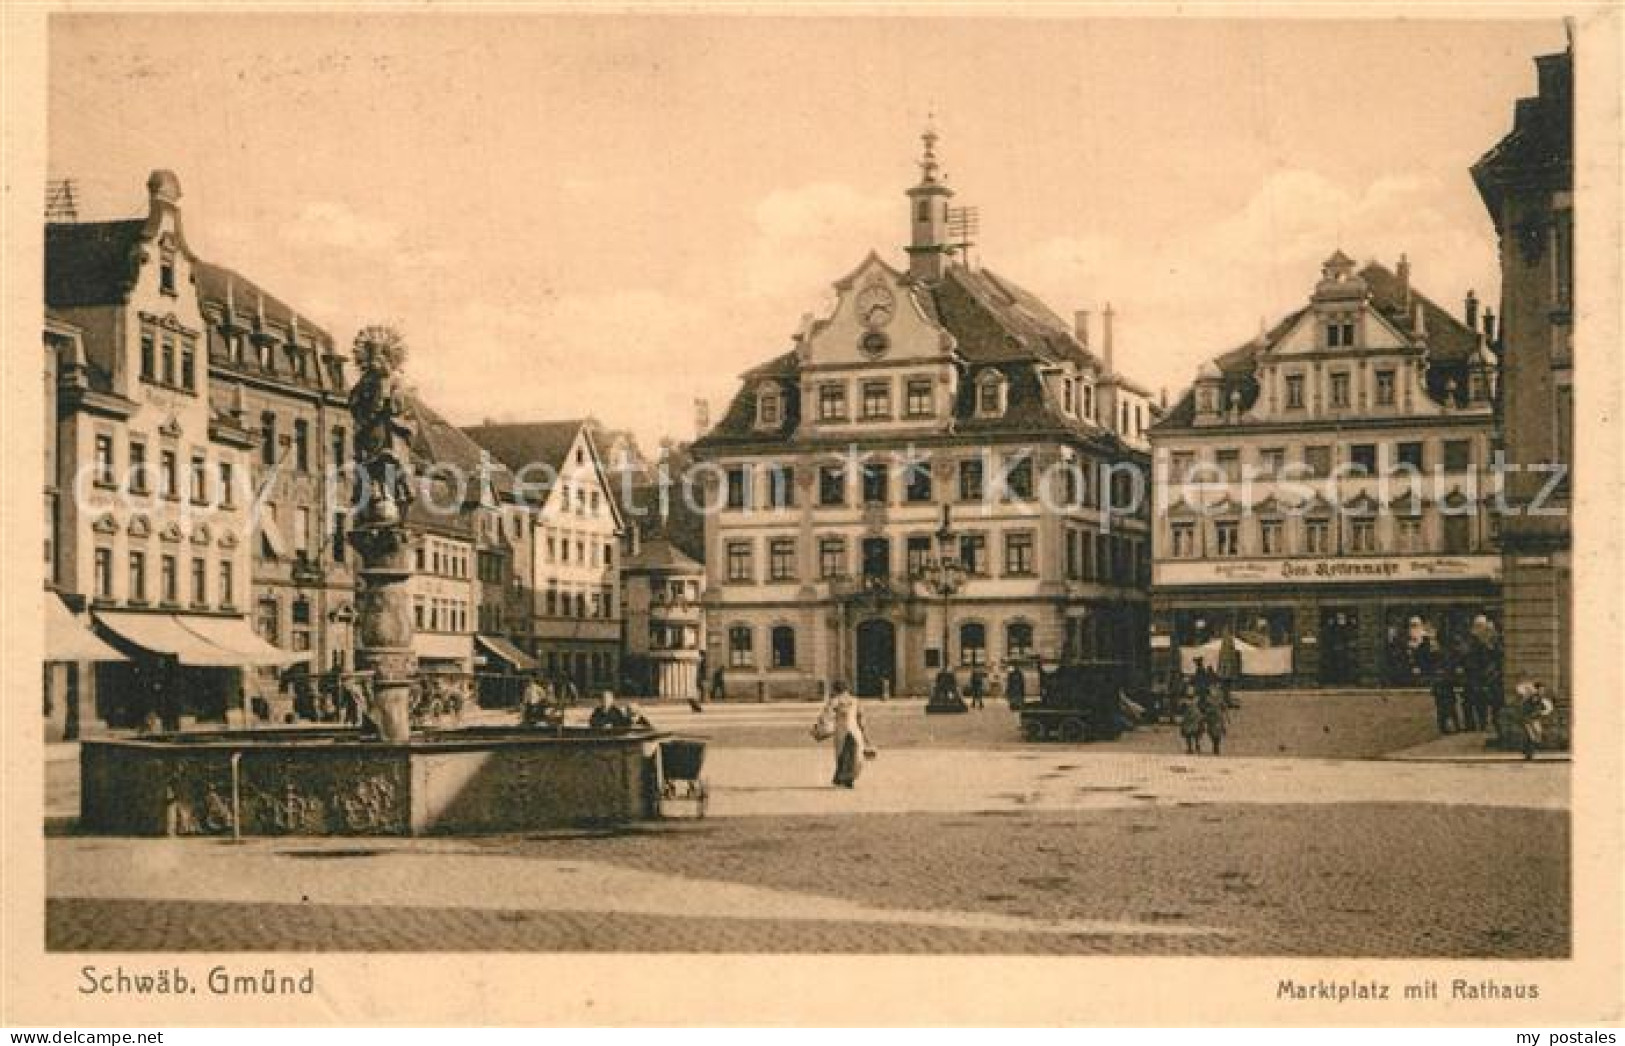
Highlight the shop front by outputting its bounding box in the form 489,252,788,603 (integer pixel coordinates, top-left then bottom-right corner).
1151,554,1501,689
44,594,127,740
474,633,537,707
92,610,308,727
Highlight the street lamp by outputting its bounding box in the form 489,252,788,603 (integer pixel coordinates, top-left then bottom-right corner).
918,503,968,714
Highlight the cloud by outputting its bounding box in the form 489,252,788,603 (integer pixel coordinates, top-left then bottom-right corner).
1007,167,1499,400
279,200,400,253
400,289,720,446
744,181,896,303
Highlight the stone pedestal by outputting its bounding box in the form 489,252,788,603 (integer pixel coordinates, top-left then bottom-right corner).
350,515,417,743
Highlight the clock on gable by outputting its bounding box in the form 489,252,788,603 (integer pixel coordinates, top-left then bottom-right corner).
855,280,896,359
855,282,896,330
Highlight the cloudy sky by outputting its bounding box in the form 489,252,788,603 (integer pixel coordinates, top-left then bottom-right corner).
48,14,1564,450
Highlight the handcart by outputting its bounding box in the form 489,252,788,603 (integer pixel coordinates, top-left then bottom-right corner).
655,736,709,818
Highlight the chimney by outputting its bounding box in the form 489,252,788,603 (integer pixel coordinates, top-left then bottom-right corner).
1397,253,1412,310
1102,303,1116,375
1483,307,1498,348
1464,289,1479,330
1073,309,1091,348
1160,387,1169,409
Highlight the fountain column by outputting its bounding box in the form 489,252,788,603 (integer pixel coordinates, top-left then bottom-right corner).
346,326,419,743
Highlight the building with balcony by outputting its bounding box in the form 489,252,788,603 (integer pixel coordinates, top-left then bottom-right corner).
1472,43,1572,708
1148,252,1501,688
690,130,1156,699
621,535,706,700
45,171,296,730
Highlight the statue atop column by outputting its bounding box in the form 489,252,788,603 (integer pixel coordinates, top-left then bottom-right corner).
346,325,419,742
348,325,417,522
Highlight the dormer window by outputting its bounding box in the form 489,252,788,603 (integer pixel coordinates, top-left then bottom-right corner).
160,252,177,297
1062,378,1075,415
1198,387,1219,414
1082,383,1095,419
975,371,1007,418
756,384,781,428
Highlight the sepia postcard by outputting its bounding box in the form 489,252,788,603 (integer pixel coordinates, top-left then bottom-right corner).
2,2,1621,1029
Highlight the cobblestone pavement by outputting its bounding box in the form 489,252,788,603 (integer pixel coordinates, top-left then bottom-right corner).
697,746,1567,817
44,689,1570,956
572,688,1454,758
47,803,1566,956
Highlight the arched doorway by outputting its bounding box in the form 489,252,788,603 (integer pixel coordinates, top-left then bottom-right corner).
855,619,896,698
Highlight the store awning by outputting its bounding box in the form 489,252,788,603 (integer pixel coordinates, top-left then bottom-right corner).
96,611,244,667
95,611,307,668
45,595,127,662
179,615,309,666
415,633,472,665
475,634,537,673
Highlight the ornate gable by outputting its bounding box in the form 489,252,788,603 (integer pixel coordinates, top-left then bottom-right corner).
799,253,952,369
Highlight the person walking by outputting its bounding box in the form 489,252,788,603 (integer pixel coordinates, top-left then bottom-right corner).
1177,690,1204,754
1190,657,1216,707
968,666,986,710
1516,681,1554,760
1190,658,1225,755
1004,663,1026,708
1198,684,1228,755
817,683,872,788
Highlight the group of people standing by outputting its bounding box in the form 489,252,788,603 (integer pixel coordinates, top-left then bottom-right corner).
1174,657,1233,755
934,663,1028,711
1424,615,1506,737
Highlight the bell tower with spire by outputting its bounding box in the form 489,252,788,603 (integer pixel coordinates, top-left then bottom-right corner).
905,121,954,283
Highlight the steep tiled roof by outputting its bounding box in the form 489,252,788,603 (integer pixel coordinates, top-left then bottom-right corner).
1472,50,1572,218
461,420,586,477
618,481,706,564
694,262,1129,452
932,267,1096,367
193,259,335,351
45,221,146,307
1152,260,1483,432
624,534,703,574
407,397,514,532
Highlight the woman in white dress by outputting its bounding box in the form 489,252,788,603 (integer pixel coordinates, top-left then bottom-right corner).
819,683,870,788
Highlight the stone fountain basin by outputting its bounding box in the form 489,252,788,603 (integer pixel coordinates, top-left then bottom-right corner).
80,727,668,836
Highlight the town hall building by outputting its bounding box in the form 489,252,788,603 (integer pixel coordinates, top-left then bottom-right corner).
692,130,1158,699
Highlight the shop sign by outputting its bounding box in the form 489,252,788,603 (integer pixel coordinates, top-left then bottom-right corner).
1155,554,1501,587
